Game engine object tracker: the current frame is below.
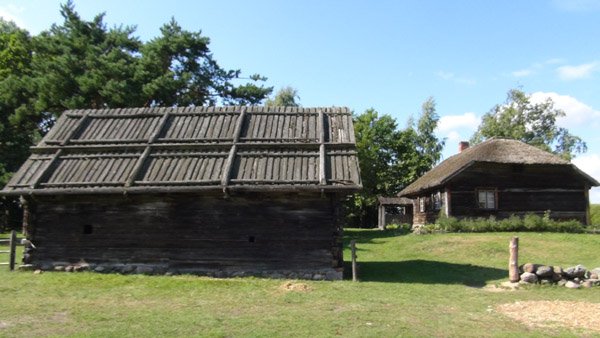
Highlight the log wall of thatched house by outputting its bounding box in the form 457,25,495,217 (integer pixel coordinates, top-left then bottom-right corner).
400,139,598,227
1,106,362,279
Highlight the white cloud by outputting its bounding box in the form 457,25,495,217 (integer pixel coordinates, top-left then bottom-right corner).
509,59,566,78
529,92,600,128
435,71,476,85
557,62,599,80
0,4,26,28
572,154,600,203
437,112,480,133
511,69,532,78
552,0,600,12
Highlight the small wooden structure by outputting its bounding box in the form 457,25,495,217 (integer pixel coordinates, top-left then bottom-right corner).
377,196,413,230
399,139,599,226
1,106,362,279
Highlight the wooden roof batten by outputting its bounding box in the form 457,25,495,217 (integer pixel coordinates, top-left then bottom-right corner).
2,106,362,196
125,108,173,188
220,106,246,195
318,109,327,186
27,112,91,190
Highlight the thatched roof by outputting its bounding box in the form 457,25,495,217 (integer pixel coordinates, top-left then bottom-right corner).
399,138,598,196
377,196,413,205
2,106,362,196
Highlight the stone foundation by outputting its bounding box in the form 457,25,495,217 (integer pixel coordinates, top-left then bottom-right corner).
21,261,344,280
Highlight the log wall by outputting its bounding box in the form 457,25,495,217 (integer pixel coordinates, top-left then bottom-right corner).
25,192,344,279
410,162,590,225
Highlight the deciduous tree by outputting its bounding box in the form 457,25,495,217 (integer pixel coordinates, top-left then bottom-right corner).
471,89,586,160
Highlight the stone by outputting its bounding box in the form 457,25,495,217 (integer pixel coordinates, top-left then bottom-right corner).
74,263,90,272
591,268,600,276
325,270,343,280
94,266,106,273
551,272,562,282
582,281,594,288
591,273,599,280
558,279,568,287
553,266,564,275
565,281,581,289
135,265,154,275
18,264,35,271
535,266,553,278
122,265,136,274
522,263,538,273
540,278,553,285
40,262,53,271
54,265,65,271
65,265,74,272
313,274,324,280
564,265,587,279
520,272,538,283
33,269,43,274
574,277,581,283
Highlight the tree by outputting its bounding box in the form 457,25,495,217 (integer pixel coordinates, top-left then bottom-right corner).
265,86,300,107
346,99,444,227
413,97,445,178
0,2,273,228
471,89,586,160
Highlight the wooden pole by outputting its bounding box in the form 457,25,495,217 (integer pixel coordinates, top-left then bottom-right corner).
509,237,519,282
378,205,384,230
9,230,16,271
351,240,358,282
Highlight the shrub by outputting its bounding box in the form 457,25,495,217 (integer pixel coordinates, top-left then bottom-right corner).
422,213,585,234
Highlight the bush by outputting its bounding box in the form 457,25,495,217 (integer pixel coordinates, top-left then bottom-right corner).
421,213,585,234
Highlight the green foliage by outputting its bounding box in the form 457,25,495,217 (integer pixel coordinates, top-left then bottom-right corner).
590,204,600,227
421,213,585,234
265,86,300,107
346,100,444,227
0,2,272,187
471,89,586,160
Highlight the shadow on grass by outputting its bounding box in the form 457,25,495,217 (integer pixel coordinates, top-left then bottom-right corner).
344,259,506,286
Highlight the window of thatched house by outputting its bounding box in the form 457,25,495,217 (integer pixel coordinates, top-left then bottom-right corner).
477,189,497,209
419,197,426,212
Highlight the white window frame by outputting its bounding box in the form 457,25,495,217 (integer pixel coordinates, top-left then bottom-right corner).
477,189,497,209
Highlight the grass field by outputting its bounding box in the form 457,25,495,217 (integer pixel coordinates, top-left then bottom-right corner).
1,230,599,337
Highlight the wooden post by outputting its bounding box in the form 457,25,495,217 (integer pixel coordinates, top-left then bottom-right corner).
351,240,358,282
9,230,16,271
509,237,519,282
378,204,385,230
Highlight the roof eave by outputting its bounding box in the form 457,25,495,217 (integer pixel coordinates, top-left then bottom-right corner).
0,184,362,197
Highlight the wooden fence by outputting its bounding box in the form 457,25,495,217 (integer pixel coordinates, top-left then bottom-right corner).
0,230,18,270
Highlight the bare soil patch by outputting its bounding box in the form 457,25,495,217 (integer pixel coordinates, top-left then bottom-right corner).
497,301,600,333
279,281,311,292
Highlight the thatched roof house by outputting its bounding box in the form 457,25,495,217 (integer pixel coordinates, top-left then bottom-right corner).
2,106,361,279
399,139,598,226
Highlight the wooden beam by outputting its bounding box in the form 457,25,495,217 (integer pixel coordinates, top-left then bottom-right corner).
125,108,173,187
318,109,327,185
221,107,247,189
28,149,63,189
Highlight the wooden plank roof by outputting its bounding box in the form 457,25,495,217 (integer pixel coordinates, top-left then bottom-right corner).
2,106,362,196
399,138,599,197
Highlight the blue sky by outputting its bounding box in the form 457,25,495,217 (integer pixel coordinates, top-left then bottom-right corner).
2,0,600,201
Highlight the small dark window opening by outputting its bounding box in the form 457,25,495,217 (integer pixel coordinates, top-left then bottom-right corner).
83,224,93,235
248,236,255,243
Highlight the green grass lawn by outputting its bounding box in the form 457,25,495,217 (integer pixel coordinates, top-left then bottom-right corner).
1,230,599,337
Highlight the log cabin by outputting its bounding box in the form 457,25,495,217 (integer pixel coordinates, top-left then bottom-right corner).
399,139,598,227
1,106,362,279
